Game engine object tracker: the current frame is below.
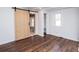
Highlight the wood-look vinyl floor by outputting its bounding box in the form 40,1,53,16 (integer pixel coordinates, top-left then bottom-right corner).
0,34,78,52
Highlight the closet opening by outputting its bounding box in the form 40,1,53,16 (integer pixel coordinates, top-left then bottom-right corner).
29,13,35,35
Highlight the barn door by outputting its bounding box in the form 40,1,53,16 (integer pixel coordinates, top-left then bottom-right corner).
15,9,30,40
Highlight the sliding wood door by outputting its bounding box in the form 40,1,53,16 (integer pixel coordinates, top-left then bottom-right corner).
15,9,30,40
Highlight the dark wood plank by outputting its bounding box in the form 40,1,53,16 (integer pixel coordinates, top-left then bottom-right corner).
0,34,78,52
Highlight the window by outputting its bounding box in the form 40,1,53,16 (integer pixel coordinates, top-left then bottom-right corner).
55,13,61,26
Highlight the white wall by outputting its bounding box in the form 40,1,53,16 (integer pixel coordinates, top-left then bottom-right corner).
47,8,79,41
76,8,79,41
0,7,15,45
36,9,50,36
45,11,50,34
37,10,44,36
37,9,49,36
35,13,39,35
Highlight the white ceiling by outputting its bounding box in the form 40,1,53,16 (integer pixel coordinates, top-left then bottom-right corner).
18,7,72,11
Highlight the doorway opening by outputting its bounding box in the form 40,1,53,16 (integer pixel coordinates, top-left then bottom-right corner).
29,13,36,36
44,13,47,36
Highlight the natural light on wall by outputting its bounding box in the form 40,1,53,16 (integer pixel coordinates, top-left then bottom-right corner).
55,13,61,26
